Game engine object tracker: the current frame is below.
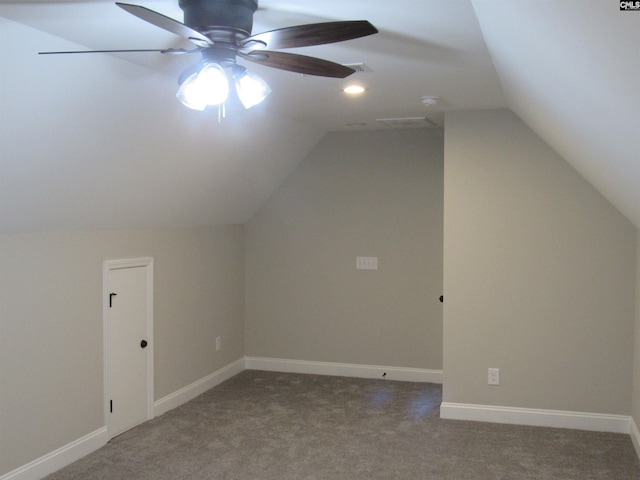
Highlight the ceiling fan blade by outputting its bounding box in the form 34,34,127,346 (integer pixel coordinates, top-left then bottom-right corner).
38,48,197,55
116,2,212,48
241,51,355,78
240,20,378,50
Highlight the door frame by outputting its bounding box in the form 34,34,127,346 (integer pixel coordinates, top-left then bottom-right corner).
103,257,154,439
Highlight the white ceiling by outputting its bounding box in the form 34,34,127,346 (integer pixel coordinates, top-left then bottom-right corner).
0,0,638,233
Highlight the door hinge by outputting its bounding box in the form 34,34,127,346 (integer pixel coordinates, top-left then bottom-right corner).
110,400,113,413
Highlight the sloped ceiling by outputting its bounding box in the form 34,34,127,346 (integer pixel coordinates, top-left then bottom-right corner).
0,0,638,233
472,0,640,229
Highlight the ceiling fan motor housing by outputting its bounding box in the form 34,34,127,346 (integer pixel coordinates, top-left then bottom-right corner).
179,0,258,36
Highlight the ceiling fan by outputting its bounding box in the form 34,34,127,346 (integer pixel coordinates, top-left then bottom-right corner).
40,0,378,111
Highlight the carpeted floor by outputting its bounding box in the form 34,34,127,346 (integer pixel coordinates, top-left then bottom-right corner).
45,370,640,479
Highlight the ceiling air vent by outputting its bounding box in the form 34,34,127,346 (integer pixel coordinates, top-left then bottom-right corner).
376,116,439,129
344,63,373,73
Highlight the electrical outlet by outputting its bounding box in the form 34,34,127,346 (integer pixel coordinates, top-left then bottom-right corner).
488,368,500,386
215,336,221,352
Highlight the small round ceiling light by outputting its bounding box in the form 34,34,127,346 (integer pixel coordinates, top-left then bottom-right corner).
343,85,366,95
421,95,440,106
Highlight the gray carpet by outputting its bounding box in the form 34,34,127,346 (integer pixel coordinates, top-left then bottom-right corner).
45,370,640,479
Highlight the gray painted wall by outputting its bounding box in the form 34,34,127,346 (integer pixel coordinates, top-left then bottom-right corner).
2,116,638,477
443,109,636,414
0,225,245,475
245,129,444,369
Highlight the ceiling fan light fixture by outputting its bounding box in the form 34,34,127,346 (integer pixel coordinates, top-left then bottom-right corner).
176,62,229,110
233,67,271,109
45,2,379,115
176,77,207,110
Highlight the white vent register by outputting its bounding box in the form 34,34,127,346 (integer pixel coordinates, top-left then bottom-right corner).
356,256,378,270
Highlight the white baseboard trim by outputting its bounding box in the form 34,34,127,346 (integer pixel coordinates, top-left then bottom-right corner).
440,402,631,434
630,418,640,460
0,427,107,480
154,357,245,417
245,356,443,383
2,359,246,480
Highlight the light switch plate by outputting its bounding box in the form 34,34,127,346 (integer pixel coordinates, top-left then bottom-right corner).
488,368,500,385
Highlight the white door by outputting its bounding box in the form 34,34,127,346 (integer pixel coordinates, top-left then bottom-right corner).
104,258,154,438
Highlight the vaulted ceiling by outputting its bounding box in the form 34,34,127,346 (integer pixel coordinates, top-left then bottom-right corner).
1,0,638,233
